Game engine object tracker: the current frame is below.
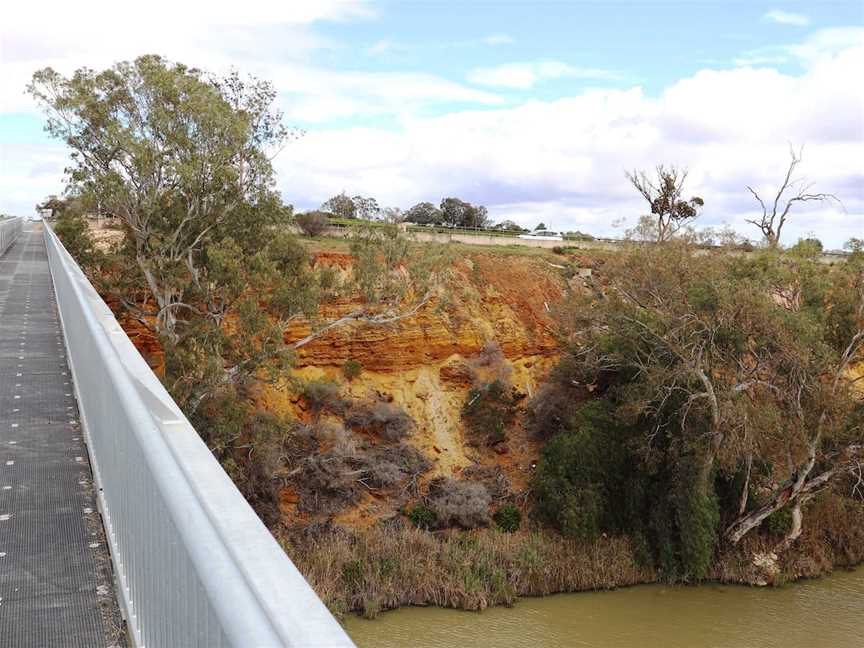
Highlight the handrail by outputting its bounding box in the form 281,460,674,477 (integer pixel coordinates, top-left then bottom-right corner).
0,216,23,256
43,223,354,648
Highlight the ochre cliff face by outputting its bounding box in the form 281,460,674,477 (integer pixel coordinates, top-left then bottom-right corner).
258,251,568,525
283,253,564,371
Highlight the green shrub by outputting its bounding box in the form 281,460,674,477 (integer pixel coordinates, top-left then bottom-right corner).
407,505,437,530
462,380,519,446
342,359,363,381
295,210,329,237
341,559,365,587
765,506,792,536
53,211,102,270
493,505,522,533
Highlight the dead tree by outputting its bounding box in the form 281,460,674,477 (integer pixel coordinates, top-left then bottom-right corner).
626,165,703,242
745,145,840,248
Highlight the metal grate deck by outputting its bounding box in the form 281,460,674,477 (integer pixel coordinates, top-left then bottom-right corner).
0,226,122,647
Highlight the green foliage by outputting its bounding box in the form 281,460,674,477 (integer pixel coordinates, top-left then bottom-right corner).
764,506,792,536
407,505,437,530
52,207,102,270
493,505,522,533
531,403,623,541
342,359,363,381
404,201,442,225
321,193,357,220
295,211,329,236
439,197,489,228
462,380,519,446
190,393,295,524
341,559,366,587
530,237,864,579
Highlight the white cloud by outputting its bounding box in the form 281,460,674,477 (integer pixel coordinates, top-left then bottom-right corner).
482,34,515,46
467,60,616,89
764,10,811,27
367,40,393,56
0,0,374,112
275,42,863,248
736,26,864,67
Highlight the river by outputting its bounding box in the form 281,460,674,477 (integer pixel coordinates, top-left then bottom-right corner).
345,568,863,647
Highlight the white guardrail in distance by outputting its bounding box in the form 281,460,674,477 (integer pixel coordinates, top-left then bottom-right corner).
0,216,23,256
43,223,355,648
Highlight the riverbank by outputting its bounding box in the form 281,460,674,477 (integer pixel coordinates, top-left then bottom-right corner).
280,493,864,620
344,566,864,648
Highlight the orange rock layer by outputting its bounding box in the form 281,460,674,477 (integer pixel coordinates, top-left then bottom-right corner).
284,253,564,371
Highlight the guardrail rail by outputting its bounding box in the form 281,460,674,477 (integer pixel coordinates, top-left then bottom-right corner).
43,223,355,647
0,216,23,256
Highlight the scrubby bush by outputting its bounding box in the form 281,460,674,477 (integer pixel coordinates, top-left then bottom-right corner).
292,424,431,515
461,464,511,502
345,401,414,442
297,450,364,515
295,210,329,237
302,379,347,416
764,506,793,536
407,504,437,530
526,351,593,440
342,359,363,381
364,444,431,490
531,400,721,580
461,380,519,446
53,210,102,270
467,341,512,385
494,505,522,533
192,394,300,525
427,478,491,529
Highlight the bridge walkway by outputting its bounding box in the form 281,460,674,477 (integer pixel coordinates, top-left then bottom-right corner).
0,225,121,647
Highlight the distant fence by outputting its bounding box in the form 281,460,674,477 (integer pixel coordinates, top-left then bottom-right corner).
44,223,354,648
0,216,23,256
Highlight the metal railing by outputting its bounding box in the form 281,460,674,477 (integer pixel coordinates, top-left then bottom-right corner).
43,224,355,648
0,216,23,256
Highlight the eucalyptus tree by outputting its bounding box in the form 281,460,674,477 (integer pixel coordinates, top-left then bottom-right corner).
29,55,291,340
320,192,356,219
532,239,863,573
30,56,448,415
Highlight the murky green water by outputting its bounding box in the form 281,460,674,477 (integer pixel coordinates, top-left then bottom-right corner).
346,568,864,647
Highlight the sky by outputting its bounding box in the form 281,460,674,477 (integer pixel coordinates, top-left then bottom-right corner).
1,1,862,248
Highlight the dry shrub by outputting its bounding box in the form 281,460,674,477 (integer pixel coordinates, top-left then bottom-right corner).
345,401,414,441
295,426,364,515
427,477,491,529
467,340,512,386
281,524,647,619
783,493,864,578
363,444,431,490
292,422,430,515
461,464,512,503
302,379,349,416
